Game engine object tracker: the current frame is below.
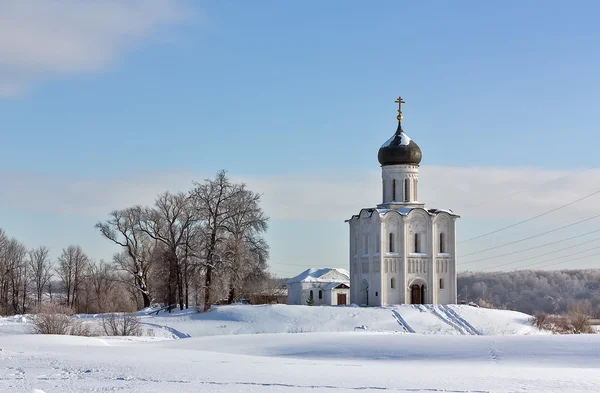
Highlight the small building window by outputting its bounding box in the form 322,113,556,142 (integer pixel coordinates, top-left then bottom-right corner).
319,290,323,299
310,290,313,298
391,278,396,289
392,179,396,201
404,179,409,202
439,278,445,289
439,233,445,253
388,232,394,253
414,233,421,253
375,292,378,297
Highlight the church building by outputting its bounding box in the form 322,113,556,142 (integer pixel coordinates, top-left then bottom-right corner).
346,97,459,306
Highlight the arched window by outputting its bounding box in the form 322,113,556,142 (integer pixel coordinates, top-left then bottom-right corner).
439,233,445,253
309,290,314,299
414,233,420,253
439,278,445,289
392,179,396,201
404,179,410,202
391,277,396,289
318,290,323,300
388,232,394,253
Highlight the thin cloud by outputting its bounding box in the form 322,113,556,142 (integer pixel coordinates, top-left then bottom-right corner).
0,167,598,223
0,0,191,96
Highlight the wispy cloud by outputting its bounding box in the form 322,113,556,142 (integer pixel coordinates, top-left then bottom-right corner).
0,0,190,96
1,167,598,222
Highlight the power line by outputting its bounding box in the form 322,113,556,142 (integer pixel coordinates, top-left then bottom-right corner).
458,227,600,266
512,244,600,270
478,237,600,271
458,213,600,259
529,250,600,270
459,187,600,244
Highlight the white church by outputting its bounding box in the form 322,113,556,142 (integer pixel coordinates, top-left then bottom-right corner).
347,97,459,306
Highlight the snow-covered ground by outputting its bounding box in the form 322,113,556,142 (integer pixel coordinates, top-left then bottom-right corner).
121,304,539,338
1,304,598,393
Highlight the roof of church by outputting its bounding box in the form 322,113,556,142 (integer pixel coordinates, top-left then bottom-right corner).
285,268,350,284
347,206,460,221
377,121,422,166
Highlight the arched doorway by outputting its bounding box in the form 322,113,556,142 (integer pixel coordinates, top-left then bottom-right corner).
410,282,426,304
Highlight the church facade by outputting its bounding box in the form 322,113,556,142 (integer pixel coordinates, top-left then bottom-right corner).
346,97,459,306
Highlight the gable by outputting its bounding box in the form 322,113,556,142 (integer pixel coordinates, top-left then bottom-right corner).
319,269,350,282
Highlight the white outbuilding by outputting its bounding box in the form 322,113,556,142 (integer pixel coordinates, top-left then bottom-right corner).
285,268,350,306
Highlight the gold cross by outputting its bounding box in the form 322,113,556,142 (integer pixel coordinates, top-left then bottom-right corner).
395,96,405,121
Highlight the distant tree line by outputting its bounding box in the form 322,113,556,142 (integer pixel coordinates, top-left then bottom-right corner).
458,269,600,316
0,170,275,316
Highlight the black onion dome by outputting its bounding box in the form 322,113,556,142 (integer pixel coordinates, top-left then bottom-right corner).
377,122,422,166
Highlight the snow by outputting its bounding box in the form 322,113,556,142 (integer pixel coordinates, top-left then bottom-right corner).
1,304,598,392
380,131,412,147
285,268,350,283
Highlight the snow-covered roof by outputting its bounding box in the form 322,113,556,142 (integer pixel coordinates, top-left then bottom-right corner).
286,268,350,284
380,131,412,148
348,206,460,221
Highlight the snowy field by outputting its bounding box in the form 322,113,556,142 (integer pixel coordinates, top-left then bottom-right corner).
1,305,599,393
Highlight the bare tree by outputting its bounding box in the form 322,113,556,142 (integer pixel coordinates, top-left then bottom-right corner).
28,246,53,306
87,260,117,313
191,170,247,311
139,192,197,310
221,187,269,303
56,245,88,309
96,207,154,308
0,234,28,314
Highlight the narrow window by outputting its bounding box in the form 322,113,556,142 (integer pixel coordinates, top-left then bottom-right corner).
392,179,396,201
310,290,313,298
439,233,445,253
388,232,394,253
439,278,445,289
414,233,420,253
391,278,396,289
375,292,378,297
415,179,418,200
404,179,409,202
319,290,323,300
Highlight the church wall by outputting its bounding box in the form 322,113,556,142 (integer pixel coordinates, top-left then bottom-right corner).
349,211,383,306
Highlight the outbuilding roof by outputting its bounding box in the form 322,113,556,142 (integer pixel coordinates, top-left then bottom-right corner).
285,268,350,284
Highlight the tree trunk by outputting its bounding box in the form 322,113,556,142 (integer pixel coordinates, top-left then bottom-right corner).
203,265,212,312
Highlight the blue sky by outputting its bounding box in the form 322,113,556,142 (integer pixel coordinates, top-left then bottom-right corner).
1,0,600,276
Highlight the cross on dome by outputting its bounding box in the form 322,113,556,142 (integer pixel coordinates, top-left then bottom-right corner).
394,96,405,121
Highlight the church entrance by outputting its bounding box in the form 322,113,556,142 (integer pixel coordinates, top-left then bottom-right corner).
411,284,425,305
337,293,347,305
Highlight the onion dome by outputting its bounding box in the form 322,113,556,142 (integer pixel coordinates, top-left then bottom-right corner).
377,97,422,166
